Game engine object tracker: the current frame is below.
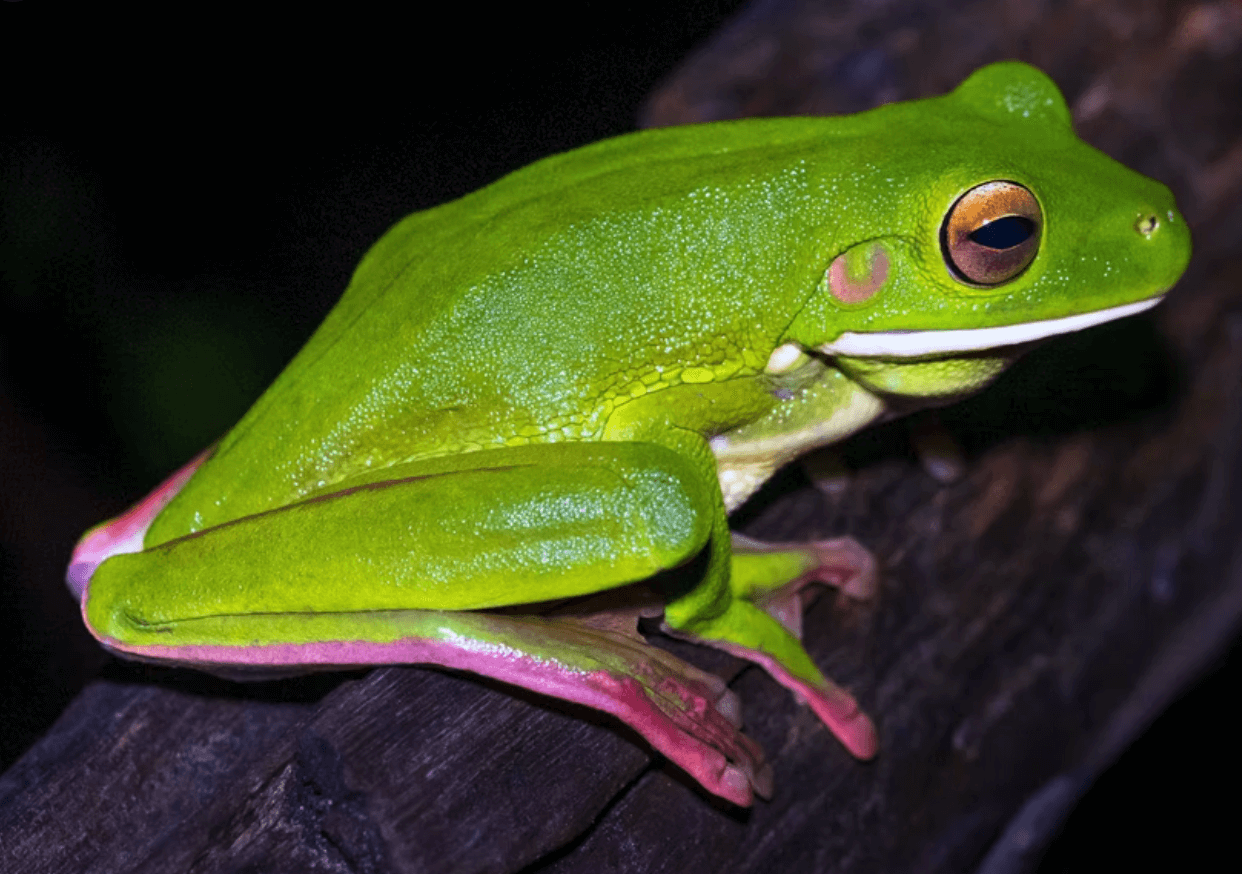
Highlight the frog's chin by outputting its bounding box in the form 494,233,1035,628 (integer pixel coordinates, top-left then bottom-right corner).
819,295,1163,358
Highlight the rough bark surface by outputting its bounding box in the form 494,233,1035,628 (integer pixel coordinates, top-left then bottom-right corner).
3,1,1239,872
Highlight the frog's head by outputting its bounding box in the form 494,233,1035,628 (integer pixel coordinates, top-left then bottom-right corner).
782,62,1190,401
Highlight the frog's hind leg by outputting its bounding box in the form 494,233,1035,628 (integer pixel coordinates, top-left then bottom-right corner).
108,604,773,807
665,534,880,760
79,441,771,806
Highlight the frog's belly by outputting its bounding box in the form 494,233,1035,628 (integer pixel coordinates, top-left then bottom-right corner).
710,377,885,512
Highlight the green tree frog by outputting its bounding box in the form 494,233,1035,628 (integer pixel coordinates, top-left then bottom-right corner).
67,63,1190,806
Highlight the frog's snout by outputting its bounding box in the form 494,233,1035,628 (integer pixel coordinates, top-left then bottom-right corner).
1131,200,1192,292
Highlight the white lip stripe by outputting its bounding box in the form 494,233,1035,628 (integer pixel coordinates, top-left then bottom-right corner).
820,296,1163,358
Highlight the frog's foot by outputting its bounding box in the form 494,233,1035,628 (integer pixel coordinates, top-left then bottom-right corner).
708,637,879,760
552,617,775,803
66,447,211,601
103,606,772,807
731,533,877,638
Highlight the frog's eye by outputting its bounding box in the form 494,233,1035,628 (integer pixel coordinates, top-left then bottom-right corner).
941,181,1042,286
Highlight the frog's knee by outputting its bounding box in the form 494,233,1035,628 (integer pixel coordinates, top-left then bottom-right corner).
613,447,714,565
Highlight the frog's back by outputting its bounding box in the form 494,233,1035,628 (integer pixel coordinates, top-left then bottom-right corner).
157,115,886,534
152,68,1091,536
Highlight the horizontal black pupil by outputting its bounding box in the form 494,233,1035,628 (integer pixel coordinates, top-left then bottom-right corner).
969,216,1035,249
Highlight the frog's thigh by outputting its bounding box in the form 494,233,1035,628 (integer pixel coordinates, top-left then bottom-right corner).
87,441,714,645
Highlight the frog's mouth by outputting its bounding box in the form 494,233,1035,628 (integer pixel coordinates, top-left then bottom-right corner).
819,296,1163,358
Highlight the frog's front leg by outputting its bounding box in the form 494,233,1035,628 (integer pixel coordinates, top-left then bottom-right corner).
603,416,880,766
730,532,878,636
663,527,881,761
75,442,772,805
726,533,879,758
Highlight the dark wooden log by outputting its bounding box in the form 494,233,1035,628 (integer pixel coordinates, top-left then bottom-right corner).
3,1,1239,871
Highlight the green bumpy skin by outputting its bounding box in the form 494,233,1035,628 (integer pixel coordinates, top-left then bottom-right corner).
67,63,1190,807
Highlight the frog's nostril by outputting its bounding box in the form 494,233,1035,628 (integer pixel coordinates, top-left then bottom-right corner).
1135,213,1160,237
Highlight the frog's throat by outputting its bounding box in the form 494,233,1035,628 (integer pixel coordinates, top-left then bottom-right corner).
820,296,1162,358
